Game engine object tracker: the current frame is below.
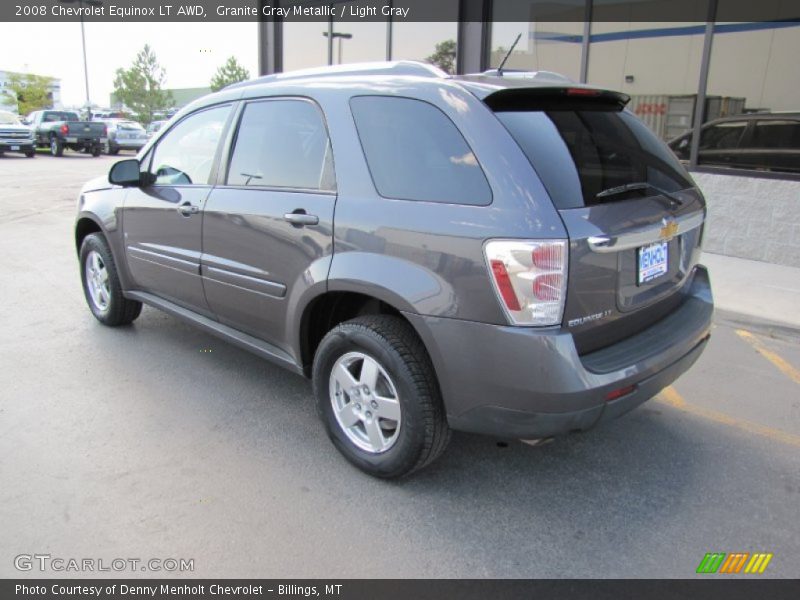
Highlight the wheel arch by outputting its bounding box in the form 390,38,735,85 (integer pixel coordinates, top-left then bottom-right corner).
75,216,103,256
297,289,427,378
75,210,134,291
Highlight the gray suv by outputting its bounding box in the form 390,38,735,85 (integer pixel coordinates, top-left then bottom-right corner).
74,62,713,478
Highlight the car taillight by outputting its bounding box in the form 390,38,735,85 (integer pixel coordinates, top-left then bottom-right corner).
484,240,568,326
60,124,69,134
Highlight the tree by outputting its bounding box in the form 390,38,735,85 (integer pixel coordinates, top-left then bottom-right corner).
6,73,54,115
425,39,457,75
112,44,173,126
210,56,250,92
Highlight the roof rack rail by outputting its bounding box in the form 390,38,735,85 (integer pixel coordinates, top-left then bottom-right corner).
226,61,450,90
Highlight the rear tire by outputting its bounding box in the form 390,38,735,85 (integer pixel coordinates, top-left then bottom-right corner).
79,233,142,326
50,135,63,157
91,144,102,157
312,315,450,478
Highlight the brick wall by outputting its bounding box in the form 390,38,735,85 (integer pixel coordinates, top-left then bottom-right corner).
692,172,800,268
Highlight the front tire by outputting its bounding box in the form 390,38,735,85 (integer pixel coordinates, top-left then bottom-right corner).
312,315,450,478
79,233,142,326
24,148,35,158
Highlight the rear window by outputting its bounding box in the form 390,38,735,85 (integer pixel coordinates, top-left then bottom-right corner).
495,107,693,209
118,122,144,131
350,96,492,205
43,111,79,122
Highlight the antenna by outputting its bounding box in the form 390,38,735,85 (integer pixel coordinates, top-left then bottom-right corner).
497,33,523,77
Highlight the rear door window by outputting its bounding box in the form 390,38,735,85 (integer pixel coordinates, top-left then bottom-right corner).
750,120,800,149
699,122,747,150
496,107,693,209
226,99,335,191
350,96,492,205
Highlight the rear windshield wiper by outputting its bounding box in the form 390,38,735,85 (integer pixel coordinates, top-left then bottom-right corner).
596,182,684,207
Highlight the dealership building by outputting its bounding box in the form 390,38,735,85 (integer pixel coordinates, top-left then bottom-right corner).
258,1,799,125
253,0,800,267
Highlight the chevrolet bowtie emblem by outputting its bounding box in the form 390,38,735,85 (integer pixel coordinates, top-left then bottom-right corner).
660,219,679,240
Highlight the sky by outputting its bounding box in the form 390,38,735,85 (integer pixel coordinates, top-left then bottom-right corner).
1,22,259,108
0,20,457,110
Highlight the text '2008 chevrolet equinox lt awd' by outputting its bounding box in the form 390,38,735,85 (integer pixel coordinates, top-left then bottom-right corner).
75,61,713,478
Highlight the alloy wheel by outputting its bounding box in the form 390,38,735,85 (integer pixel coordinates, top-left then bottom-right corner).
329,351,402,453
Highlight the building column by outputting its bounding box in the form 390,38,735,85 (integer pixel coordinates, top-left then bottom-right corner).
689,0,718,169
257,10,283,75
456,0,490,74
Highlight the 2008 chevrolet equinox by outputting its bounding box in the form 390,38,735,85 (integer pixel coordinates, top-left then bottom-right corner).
75,61,713,477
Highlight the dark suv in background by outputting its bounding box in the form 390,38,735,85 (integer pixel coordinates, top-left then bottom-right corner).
74,62,713,478
669,112,800,173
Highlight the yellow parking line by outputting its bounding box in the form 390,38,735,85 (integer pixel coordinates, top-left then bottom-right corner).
656,386,800,449
736,329,800,386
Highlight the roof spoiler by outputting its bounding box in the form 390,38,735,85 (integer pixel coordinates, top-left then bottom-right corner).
483,86,631,112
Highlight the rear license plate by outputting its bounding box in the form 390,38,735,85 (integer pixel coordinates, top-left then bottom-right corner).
10,145,19,151
638,241,669,284
66,137,77,143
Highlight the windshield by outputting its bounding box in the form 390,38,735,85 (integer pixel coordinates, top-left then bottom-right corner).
495,108,694,209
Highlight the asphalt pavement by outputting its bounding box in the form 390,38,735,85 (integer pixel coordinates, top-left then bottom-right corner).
1,152,798,578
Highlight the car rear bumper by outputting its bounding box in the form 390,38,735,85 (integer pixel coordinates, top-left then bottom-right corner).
64,136,105,144
110,139,146,149
404,265,713,439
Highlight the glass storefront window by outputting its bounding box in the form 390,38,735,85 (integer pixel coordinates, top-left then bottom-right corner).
392,21,459,73
282,21,330,71
490,1,585,81
707,21,800,114
586,21,706,97
331,2,388,64
490,21,584,81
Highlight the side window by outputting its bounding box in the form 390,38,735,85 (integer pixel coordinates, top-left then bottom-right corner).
350,96,492,205
151,105,230,186
699,122,747,151
750,120,800,149
226,99,335,191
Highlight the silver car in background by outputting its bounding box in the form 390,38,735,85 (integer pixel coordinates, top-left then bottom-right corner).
101,119,148,155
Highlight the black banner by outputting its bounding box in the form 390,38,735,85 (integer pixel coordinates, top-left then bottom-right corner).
3,0,800,23
3,579,800,600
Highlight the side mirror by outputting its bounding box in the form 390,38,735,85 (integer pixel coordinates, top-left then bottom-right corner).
109,159,141,187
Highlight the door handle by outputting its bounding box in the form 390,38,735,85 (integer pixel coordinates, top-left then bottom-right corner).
177,202,199,216
283,211,319,226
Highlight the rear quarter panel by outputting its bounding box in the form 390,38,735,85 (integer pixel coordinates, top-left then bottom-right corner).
309,80,568,323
